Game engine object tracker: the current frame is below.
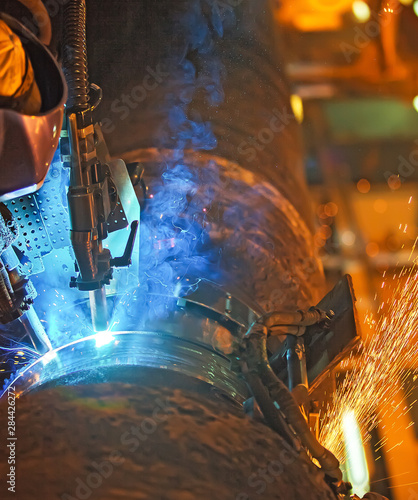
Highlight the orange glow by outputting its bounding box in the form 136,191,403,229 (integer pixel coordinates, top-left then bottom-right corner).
318,224,332,239
324,202,339,217
373,199,388,214
388,175,402,190
314,234,326,247
273,0,354,31
357,179,371,194
321,264,418,470
211,326,234,354
366,241,379,257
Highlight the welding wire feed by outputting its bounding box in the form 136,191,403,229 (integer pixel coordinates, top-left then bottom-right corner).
89,287,108,332
20,306,52,354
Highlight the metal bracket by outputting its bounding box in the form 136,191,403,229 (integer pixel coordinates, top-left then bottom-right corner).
176,280,261,333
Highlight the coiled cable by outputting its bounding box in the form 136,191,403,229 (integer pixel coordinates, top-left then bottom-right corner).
62,0,90,113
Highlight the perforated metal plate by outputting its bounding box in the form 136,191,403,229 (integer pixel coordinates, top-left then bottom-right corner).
4,157,71,275
5,195,52,258
106,198,128,233
35,163,71,250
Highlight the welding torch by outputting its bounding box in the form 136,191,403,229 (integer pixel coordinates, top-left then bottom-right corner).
64,112,138,332
61,0,138,332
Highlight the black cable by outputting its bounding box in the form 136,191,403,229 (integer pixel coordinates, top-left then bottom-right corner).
242,367,296,449
62,0,89,113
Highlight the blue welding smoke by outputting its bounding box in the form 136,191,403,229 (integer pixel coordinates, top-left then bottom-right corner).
110,0,235,330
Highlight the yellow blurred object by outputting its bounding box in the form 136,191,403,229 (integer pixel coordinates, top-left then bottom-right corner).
352,0,371,22
290,94,304,123
274,0,354,31
0,19,41,114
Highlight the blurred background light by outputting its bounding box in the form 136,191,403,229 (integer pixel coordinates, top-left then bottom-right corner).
357,178,371,193
413,95,418,112
290,94,304,123
324,201,339,217
373,199,388,214
341,230,356,246
352,1,371,22
366,241,380,257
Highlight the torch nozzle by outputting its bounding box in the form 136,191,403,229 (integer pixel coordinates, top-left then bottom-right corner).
89,287,108,332
19,306,52,354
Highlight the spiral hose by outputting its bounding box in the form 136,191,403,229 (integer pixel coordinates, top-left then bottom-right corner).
62,0,90,113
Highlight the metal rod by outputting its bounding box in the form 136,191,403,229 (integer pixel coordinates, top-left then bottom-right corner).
286,335,308,392
68,113,84,187
89,287,108,332
20,306,52,354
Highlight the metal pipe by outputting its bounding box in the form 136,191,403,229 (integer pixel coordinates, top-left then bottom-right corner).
0,2,341,498
90,0,325,312
261,308,328,329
